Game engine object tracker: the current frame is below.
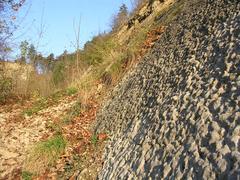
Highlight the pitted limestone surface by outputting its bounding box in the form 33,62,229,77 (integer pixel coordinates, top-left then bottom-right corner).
95,0,240,179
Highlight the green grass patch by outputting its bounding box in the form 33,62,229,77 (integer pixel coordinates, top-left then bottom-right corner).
0,77,12,104
91,133,98,147
24,135,66,174
21,171,33,180
128,26,150,52
66,87,78,96
23,97,48,116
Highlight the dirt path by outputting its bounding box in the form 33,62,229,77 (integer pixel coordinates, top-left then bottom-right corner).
0,97,77,179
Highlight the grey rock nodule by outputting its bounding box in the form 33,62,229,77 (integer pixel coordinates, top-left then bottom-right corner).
95,0,240,179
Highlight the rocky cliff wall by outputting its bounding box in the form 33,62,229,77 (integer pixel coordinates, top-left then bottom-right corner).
116,0,175,45
95,0,240,179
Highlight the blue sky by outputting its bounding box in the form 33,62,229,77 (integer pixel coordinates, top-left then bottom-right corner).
14,0,134,57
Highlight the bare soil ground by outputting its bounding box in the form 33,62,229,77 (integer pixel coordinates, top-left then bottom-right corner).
0,94,106,180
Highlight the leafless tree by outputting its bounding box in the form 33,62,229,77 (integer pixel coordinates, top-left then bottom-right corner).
73,16,82,75
0,0,26,60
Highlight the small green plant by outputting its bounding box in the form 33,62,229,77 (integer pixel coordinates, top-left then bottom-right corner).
24,135,66,174
23,97,48,116
0,77,12,104
52,61,65,87
91,133,98,146
38,135,66,154
50,90,64,103
70,100,82,117
66,87,78,96
21,171,33,180
23,109,35,116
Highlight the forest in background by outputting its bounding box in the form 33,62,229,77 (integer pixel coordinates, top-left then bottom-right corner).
0,0,155,104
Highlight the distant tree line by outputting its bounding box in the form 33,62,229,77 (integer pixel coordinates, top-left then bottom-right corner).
0,1,155,99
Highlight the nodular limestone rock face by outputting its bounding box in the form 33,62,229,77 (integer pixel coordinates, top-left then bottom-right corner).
95,0,240,179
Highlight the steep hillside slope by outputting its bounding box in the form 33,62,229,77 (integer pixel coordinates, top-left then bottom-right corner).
95,0,240,179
